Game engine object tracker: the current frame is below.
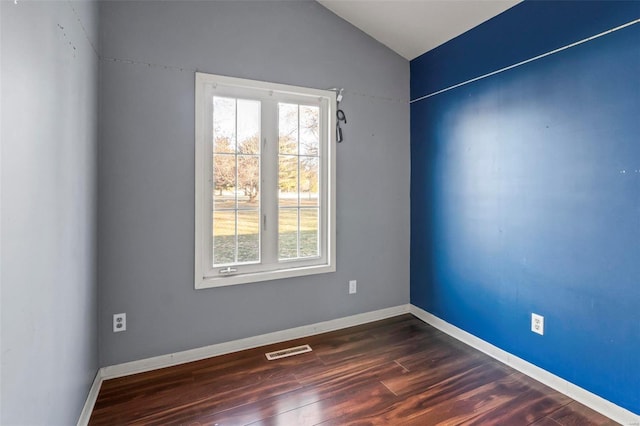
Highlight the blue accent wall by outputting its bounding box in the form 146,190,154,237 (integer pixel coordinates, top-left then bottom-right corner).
410,1,640,414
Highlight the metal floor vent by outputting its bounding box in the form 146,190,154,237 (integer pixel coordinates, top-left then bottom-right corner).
265,344,312,360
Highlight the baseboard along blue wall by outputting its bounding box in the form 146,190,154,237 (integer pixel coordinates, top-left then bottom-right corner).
410,0,640,414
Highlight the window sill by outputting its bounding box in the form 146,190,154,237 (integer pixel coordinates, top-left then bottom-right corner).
195,263,336,289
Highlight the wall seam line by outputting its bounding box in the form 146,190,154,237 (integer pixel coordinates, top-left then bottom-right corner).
66,0,99,59
410,18,640,104
100,56,410,104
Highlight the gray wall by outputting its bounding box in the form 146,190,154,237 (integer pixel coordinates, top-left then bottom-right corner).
1,1,99,424
99,0,410,366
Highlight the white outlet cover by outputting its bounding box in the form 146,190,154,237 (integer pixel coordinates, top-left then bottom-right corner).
349,280,357,294
531,313,544,335
113,313,127,333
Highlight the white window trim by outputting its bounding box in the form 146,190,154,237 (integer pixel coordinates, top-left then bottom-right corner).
195,72,336,289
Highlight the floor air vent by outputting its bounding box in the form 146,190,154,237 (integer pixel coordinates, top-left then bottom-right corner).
265,344,312,360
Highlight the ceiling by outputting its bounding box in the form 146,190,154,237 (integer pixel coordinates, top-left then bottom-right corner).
318,0,521,60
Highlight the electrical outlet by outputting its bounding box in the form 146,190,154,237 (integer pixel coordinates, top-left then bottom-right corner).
531,313,544,335
113,313,126,333
349,280,357,294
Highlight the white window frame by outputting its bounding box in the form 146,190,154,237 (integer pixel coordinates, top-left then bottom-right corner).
195,72,336,289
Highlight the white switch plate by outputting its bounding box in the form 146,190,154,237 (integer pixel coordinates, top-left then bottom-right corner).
349,280,357,294
531,313,544,335
113,313,126,333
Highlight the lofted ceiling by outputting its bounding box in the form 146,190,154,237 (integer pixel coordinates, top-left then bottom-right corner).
318,0,522,60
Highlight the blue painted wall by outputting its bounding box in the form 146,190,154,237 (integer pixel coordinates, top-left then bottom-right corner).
410,1,640,414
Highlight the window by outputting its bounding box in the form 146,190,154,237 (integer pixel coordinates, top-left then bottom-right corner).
195,72,336,288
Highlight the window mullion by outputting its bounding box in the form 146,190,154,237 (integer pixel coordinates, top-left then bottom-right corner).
261,100,278,266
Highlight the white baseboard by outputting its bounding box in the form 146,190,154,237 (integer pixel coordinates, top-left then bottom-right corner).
101,304,410,380
78,304,410,424
84,305,639,426
409,304,640,426
77,370,104,426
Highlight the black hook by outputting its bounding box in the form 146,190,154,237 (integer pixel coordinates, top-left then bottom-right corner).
336,109,347,143
337,109,347,124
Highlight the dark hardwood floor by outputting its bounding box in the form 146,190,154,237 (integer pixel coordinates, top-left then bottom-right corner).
89,314,618,425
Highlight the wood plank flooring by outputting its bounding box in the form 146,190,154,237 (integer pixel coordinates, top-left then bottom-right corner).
89,314,619,425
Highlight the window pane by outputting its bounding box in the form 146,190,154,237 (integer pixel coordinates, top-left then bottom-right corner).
279,208,298,259
279,103,298,155
237,99,260,154
299,156,319,207
213,210,236,265
212,97,261,267
300,208,319,258
237,210,260,263
279,155,298,206
213,97,236,153
300,105,319,156
213,154,236,210
237,155,260,209
277,104,321,261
